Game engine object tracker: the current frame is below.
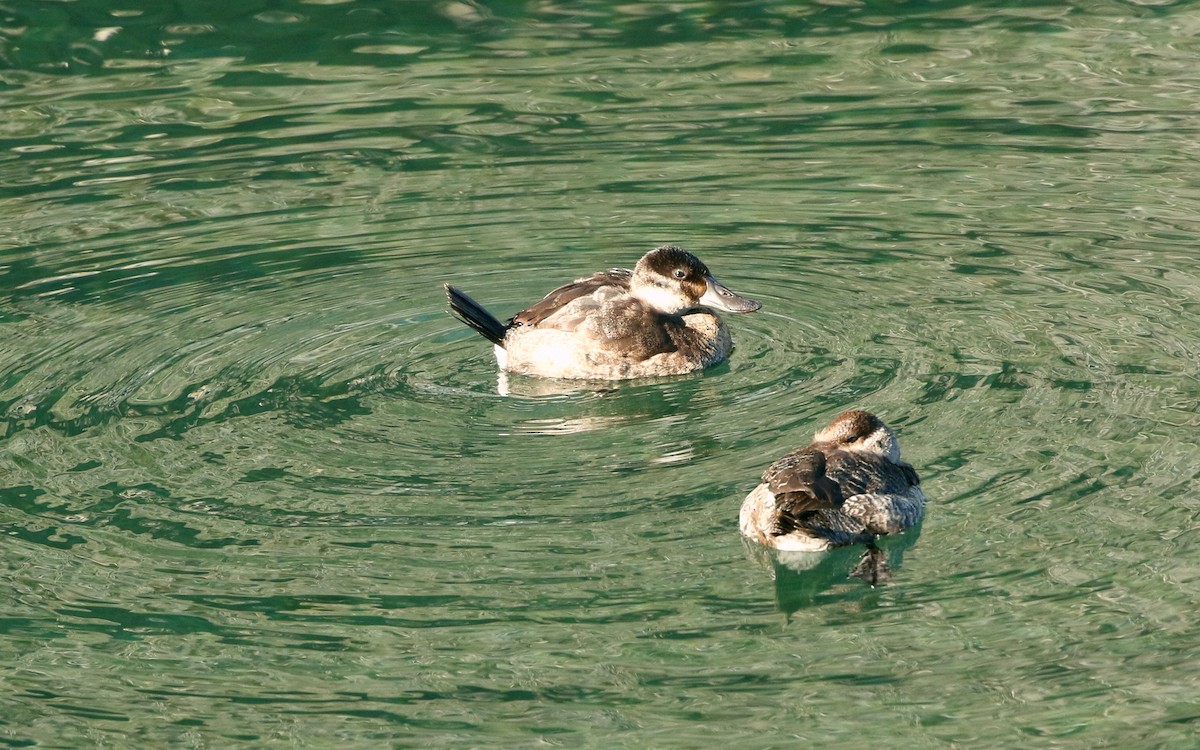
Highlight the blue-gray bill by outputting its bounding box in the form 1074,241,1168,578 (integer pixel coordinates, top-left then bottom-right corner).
700,276,762,313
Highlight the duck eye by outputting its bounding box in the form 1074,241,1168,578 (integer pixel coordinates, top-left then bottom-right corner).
673,268,687,279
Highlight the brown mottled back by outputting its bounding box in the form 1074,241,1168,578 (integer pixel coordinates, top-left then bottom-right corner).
510,269,632,328
764,448,844,511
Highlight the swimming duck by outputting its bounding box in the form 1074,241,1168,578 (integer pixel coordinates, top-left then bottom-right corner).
445,245,761,380
739,410,925,583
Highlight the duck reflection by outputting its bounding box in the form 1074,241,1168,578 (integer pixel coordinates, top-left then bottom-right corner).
742,527,923,614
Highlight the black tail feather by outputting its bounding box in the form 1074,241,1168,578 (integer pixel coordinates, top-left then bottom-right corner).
445,284,508,347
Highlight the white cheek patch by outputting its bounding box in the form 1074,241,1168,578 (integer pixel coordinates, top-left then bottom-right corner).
633,283,690,314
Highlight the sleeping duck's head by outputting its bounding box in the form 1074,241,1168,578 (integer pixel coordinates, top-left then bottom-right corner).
813,409,901,461
631,245,762,315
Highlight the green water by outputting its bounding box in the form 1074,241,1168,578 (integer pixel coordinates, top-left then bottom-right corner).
3,0,1200,747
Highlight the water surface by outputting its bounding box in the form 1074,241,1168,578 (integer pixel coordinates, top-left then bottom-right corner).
3,1,1200,747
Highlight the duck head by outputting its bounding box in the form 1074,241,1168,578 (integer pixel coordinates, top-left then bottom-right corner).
812,409,901,461
630,245,762,315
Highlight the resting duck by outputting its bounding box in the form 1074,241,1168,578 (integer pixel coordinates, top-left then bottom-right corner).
445,245,761,380
739,410,925,583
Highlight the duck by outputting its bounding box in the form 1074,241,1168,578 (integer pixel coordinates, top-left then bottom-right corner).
445,245,761,380
739,409,925,584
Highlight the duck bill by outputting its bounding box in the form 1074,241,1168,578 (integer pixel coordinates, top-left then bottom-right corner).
699,276,762,313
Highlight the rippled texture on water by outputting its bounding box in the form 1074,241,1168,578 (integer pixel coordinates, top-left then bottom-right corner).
3,1,1200,747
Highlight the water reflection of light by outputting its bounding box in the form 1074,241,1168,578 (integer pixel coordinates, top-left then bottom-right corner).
506,415,633,435
651,445,695,465
497,371,618,398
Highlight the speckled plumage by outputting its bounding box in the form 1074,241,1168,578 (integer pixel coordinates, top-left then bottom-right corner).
740,410,925,553
446,245,761,380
